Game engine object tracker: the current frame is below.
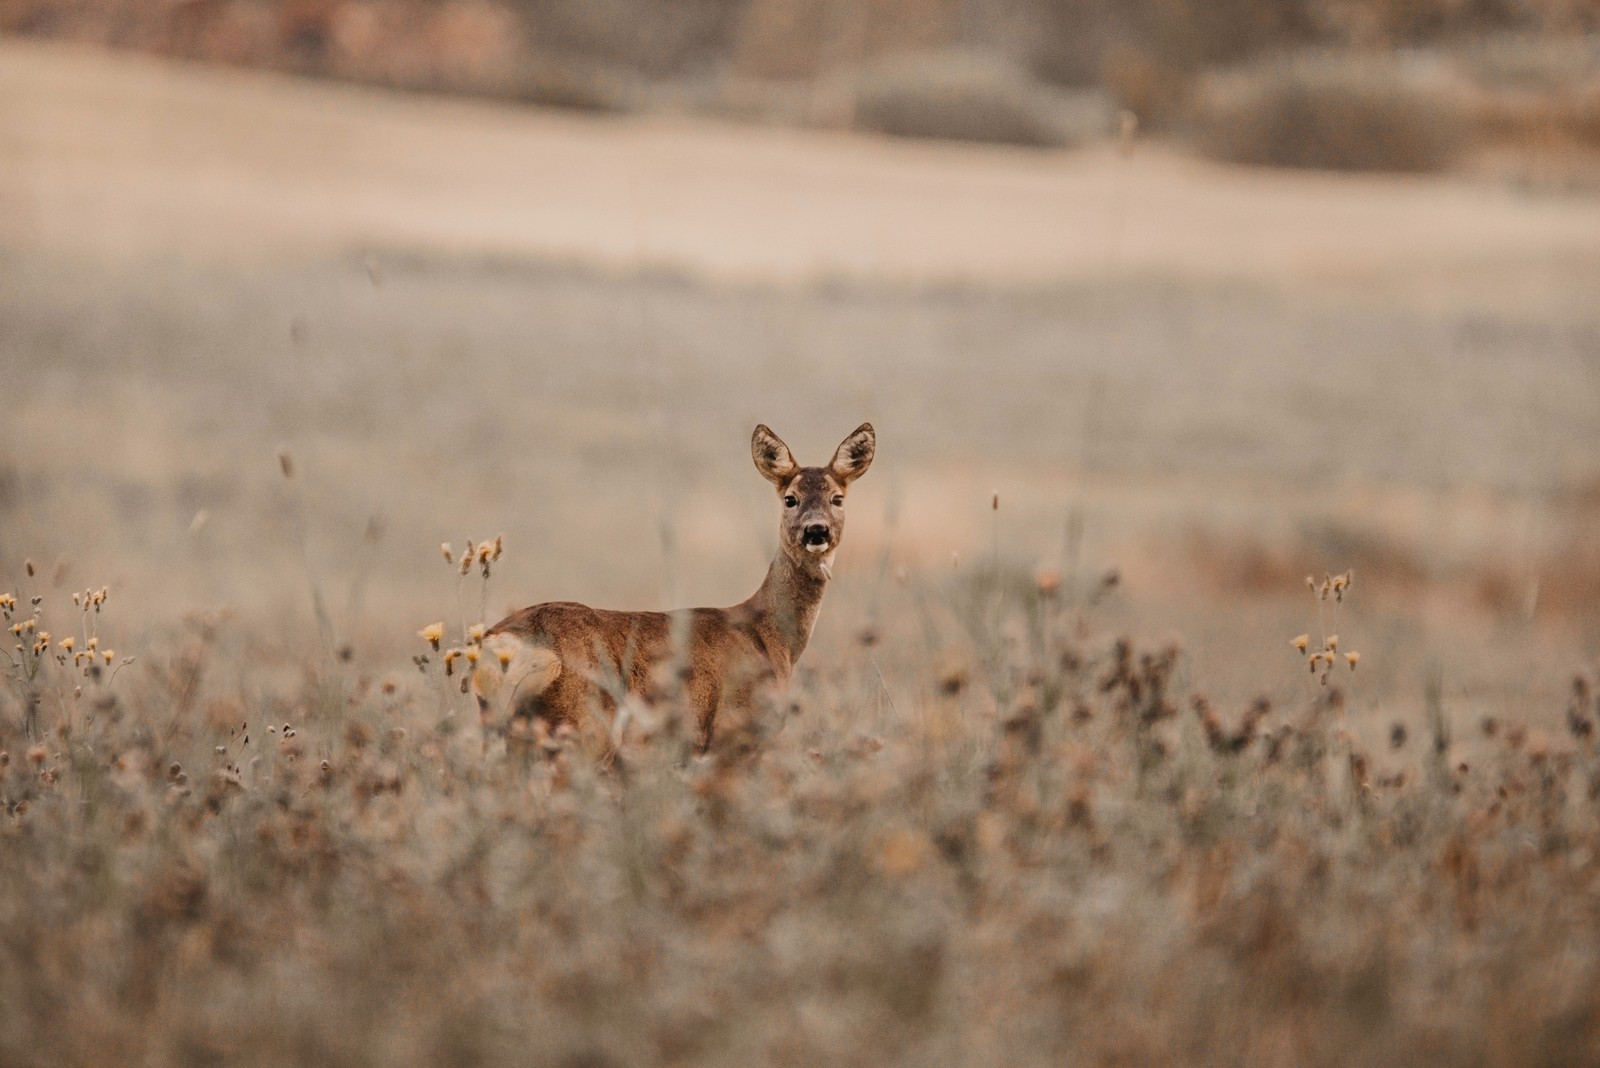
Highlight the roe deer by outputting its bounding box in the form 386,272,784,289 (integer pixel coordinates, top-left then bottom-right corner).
473,423,875,756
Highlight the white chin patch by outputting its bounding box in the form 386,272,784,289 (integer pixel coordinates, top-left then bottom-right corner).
806,542,830,554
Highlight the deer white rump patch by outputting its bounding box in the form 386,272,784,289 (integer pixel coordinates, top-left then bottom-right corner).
472,633,562,721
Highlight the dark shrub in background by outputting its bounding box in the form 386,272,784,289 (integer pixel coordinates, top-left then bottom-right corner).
1190,51,1475,172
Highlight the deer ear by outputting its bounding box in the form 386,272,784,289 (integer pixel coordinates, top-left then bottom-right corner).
829,423,876,485
752,424,799,485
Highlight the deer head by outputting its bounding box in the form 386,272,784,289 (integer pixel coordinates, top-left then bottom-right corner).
751,423,875,580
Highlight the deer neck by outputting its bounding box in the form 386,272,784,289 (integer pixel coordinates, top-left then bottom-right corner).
745,548,831,672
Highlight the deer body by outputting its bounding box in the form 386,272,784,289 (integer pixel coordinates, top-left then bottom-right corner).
474,424,875,755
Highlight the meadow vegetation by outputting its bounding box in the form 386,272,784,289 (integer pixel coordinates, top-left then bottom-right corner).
5,546,1600,1065
3,38,1599,1063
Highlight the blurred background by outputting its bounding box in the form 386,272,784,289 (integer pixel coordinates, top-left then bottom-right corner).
2,0,1599,731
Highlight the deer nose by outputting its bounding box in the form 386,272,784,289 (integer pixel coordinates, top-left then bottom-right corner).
802,523,830,545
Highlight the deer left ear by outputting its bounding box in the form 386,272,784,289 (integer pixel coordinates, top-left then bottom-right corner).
829,423,876,485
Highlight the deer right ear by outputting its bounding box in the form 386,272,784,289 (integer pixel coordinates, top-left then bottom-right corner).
751,424,799,485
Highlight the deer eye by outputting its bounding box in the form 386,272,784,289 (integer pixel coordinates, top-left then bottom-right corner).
832,496,844,507
783,496,798,508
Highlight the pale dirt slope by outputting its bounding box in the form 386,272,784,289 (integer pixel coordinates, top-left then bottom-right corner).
4,36,1600,292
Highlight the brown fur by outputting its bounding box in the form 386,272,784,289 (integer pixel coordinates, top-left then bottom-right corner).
474,423,875,756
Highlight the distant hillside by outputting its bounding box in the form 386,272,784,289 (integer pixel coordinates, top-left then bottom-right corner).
5,0,1598,172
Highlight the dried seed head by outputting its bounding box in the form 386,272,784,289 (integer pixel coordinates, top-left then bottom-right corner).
440,542,453,564
467,623,487,644
1291,634,1309,653
1346,651,1360,669
496,648,513,671
492,535,504,561
1326,634,1339,652
418,622,445,650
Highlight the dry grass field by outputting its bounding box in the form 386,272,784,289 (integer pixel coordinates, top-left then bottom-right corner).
4,38,1600,1066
